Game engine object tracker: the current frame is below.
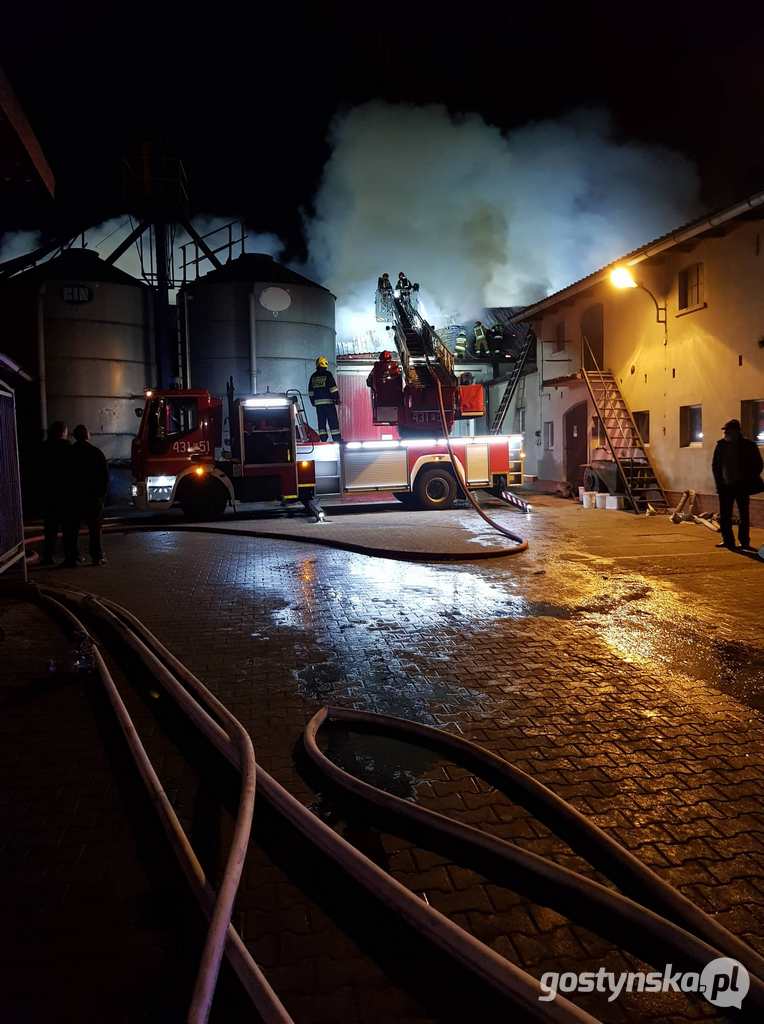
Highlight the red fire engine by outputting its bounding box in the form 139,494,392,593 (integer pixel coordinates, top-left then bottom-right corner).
131,280,524,518
131,385,523,518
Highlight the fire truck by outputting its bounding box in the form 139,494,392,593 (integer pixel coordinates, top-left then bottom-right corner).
130,385,523,518
131,282,524,518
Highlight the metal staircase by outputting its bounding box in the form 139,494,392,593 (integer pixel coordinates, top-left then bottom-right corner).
581,340,668,512
490,327,536,433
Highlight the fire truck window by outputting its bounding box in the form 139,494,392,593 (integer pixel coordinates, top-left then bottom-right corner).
150,398,199,441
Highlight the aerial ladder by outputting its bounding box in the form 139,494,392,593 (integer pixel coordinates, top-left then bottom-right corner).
368,284,484,437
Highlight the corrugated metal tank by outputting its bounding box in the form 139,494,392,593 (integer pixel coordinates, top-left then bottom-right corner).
0,248,152,461
180,254,335,405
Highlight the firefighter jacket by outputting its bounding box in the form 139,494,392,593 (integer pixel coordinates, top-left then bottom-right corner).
309,369,340,406
474,323,486,343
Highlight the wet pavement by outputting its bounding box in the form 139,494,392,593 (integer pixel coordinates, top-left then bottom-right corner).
11,494,764,1022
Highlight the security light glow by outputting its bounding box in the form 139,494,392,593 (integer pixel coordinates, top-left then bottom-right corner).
243,396,290,408
610,266,638,289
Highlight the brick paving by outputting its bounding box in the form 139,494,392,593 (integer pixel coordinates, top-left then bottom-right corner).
9,500,764,1022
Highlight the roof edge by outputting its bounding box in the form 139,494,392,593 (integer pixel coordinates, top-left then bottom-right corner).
511,189,764,323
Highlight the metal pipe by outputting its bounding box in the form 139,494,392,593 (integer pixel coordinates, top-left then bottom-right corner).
37,284,47,434
0,352,32,381
183,291,192,387
248,289,257,394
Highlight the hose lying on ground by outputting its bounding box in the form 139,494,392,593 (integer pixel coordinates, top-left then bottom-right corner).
36,583,598,1024
35,585,290,1024
304,706,764,1013
427,353,528,553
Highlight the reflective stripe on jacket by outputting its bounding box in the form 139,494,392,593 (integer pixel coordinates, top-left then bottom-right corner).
309,370,339,406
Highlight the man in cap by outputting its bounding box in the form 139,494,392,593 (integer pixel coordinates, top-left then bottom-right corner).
711,418,763,551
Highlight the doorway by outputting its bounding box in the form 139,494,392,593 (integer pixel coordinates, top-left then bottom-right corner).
581,304,604,370
564,401,589,488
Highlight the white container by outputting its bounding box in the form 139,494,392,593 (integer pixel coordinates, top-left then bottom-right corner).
606,494,625,510
582,491,597,509
578,486,585,503
595,493,608,509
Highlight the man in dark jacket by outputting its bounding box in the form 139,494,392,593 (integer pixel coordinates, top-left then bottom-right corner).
63,425,109,566
308,357,342,442
39,421,70,565
712,418,763,551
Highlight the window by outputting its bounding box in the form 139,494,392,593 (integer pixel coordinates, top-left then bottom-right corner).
543,421,554,450
150,397,199,441
679,404,703,447
554,321,566,353
678,263,704,311
633,410,650,444
741,399,764,443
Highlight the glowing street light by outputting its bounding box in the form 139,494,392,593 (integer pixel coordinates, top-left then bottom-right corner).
609,264,667,338
610,266,638,290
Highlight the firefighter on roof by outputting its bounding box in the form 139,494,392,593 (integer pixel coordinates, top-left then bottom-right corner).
473,320,489,356
309,357,342,442
455,330,468,358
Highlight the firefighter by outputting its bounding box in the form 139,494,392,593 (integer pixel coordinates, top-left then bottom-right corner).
490,322,505,355
62,425,109,567
396,271,412,300
455,330,468,358
377,272,392,292
39,420,71,566
309,356,342,442
473,320,489,356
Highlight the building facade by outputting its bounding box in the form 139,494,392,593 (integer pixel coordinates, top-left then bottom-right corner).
496,192,764,516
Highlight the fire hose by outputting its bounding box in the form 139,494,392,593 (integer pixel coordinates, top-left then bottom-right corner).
304,706,764,1008
34,583,597,1024
32,585,764,1019
426,352,528,553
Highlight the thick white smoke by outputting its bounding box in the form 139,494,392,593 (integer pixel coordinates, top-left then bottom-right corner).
304,104,701,343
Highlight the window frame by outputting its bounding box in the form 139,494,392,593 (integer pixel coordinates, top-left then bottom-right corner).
543,420,555,451
679,403,703,447
677,263,705,315
741,398,764,445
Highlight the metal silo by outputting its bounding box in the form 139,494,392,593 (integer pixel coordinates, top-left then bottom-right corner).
0,248,152,500
181,253,336,406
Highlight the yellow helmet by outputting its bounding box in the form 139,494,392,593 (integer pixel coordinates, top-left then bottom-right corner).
316,356,329,369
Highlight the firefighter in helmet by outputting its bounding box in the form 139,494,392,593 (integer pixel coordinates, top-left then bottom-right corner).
377,272,392,293
309,356,342,442
473,320,489,356
396,271,412,300
455,330,468,358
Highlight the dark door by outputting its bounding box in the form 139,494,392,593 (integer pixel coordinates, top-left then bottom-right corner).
581,304,604,370
564,401,588,487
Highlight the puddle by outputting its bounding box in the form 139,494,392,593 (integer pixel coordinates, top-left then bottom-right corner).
320,728,442,801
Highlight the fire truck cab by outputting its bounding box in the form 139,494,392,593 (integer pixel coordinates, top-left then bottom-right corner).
131,389,318,518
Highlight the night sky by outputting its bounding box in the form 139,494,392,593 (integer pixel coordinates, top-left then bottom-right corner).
3,1,764,257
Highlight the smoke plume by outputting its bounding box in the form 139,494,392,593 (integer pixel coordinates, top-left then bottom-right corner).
304,104,700,342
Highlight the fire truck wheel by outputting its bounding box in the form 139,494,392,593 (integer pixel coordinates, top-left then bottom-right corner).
413,466,457,510
179,480,228,520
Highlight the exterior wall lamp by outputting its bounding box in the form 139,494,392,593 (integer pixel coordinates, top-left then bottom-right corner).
609,266,667,325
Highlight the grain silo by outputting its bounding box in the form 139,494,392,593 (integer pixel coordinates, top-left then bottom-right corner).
0,248,153,502
179,254,335,406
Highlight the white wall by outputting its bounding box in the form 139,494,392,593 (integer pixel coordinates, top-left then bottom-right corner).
511,219,764,496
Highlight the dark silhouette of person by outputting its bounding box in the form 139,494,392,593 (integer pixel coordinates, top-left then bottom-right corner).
712,418,763,551
39,421,70,565
63,425,109,567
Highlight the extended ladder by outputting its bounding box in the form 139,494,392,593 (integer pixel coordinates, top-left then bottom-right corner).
490,327,536,433
581,353,668,513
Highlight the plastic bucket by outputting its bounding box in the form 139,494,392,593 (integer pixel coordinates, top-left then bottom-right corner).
582,492,597,509
595,493,608,509
606,494,625,510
